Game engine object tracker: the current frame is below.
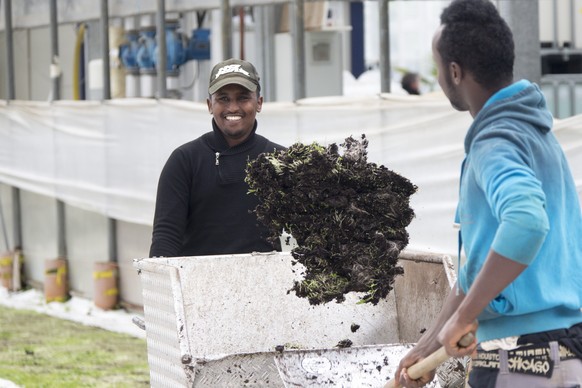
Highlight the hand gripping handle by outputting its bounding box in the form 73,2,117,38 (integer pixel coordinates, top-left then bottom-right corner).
384,332,475,388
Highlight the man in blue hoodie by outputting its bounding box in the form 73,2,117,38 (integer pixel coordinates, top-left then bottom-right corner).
394,1,582,387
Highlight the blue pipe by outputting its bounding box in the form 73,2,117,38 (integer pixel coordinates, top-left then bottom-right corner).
154,20,186,74
119,29,140,72
136,27,156,71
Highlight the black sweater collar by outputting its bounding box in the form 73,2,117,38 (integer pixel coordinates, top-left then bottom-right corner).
207,119,259,154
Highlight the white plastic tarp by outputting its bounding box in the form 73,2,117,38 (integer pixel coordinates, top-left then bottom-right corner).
1,93,581,256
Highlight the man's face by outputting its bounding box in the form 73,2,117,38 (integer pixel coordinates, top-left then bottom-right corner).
432,27,468,112
207,84,263,147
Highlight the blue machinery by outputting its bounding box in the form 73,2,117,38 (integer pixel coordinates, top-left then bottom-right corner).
120,20,210,98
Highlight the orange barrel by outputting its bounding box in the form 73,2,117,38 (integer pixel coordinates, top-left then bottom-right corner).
93,262,119,310
0,252,12,289
44,258,69,303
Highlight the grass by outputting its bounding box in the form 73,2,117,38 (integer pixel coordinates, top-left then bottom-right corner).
0,305,149,387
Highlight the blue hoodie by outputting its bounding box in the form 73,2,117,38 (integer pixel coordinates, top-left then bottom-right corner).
456,80,582,342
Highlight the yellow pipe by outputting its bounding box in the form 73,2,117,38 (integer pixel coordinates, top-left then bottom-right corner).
73,23,86,100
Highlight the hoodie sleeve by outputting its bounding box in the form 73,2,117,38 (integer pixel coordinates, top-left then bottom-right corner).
471,129,549,265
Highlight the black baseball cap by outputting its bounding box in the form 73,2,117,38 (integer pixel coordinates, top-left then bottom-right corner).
208,58,261,94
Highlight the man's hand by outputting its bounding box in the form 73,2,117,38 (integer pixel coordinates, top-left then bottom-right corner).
391,283,467,387
393,347,437,388
437,314,478,358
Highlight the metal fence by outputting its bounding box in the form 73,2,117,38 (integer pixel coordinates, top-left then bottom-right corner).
540,74,582,119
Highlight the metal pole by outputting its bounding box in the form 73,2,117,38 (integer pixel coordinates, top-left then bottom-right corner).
292,0,306,100
379,0,391,93
57,201,66,258
156,0,167,98
239,7,245,60
4,0,15,100
498,0,541,84
551,0,558,48
0,194,10,252
101,0,111,100
553,80,559,117
3,1,22,252
108,218,117,262
255,6,276,101
102,1,118,261
12,188,21,249
49,0,67,258
569,79,575,117
570,0,576,49
221,0,232,59
49,0,61,100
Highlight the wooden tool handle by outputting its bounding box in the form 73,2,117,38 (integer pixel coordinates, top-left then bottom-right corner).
384,332,475,388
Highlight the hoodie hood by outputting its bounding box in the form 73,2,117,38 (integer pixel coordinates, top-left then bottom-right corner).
464,80,553,154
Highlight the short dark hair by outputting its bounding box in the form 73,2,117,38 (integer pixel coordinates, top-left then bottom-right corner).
438,0,514,88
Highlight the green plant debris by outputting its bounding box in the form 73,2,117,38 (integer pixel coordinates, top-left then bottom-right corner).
0,304,149,387
246,135,417,305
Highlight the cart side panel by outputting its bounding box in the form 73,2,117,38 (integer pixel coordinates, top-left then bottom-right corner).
168,252,401,356
393,254,453,343
192,352,284,387
139,265,189,387
135,251,457,387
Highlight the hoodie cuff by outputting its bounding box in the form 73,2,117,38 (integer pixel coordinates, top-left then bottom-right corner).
491,220,548,265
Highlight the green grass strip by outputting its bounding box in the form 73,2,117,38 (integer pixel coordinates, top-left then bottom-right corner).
0,305,149,387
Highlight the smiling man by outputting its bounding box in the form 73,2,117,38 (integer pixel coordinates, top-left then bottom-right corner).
149,58,285,257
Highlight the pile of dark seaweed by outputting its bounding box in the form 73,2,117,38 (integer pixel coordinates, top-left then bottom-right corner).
246,135,417,305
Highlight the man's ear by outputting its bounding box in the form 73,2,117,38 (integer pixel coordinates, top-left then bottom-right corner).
449,62,463,85
256,96,264,113
207,98,212,114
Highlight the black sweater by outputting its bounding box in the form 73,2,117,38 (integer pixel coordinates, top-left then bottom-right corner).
149,120,284,257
